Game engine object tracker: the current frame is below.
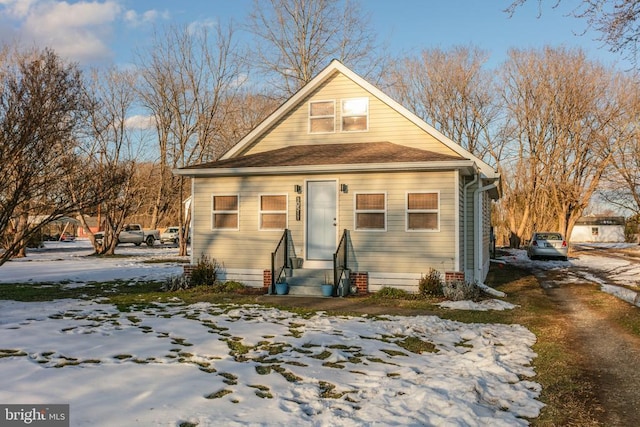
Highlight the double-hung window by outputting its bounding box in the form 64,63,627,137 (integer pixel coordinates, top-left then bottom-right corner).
212,195,239,230
406,192,439,231
355,192,386,231
260,194,287,230
309,100,335,133
341,98,368,132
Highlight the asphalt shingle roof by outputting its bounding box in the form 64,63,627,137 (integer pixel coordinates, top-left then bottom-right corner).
184,142,466,170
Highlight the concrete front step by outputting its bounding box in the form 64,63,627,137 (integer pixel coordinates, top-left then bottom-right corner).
284,269,333,297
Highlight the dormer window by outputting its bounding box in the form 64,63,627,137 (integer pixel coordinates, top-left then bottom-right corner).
309,100,335,133
341,98,368,131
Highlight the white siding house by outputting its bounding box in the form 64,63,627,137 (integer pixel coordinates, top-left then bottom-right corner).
176,60,500,296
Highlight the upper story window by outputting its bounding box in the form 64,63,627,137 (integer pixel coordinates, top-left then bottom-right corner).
406,192,439,231
309,100,335,133
260,194,287,230
355,192,386,231
341,98,368,132
212,194,239,230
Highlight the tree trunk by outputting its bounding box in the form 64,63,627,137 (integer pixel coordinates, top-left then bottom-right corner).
179,208,191,257
12,212,28,258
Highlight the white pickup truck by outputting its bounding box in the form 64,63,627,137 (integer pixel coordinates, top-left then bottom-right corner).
118,224,160,246
95,224,160,247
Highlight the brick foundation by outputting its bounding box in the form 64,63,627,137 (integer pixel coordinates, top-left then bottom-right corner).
445,271,466,283
349,272,369,294
183,264,195,279
263,269,272,288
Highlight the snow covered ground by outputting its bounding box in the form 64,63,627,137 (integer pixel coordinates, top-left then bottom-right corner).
503,243,640,308
0,240,184,284
3,240,633,426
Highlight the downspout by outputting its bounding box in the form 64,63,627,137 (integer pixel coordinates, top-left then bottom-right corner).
463,170,479,278
189,178,195,266
473,180,505,297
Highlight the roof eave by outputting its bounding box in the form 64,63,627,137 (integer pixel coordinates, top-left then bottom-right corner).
174,160,477,177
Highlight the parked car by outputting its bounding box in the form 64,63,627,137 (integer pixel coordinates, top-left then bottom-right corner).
160,226,180,244
527,232,568,261
160,226,190,244
94,224,160,247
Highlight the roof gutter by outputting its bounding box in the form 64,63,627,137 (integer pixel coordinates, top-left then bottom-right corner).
174,160,477,177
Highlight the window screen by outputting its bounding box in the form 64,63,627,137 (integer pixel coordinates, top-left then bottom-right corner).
212,195,238,230
260,195,287,230
407,192,439,231
355,193,385,230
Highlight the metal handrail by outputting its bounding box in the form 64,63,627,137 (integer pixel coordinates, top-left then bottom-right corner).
270,229,290,294
333,229,350,296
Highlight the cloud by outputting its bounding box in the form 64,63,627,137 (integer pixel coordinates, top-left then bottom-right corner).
0,1,168,65
124,8,169,27
0,0,39,19
187,18,217,35
124,114,155,130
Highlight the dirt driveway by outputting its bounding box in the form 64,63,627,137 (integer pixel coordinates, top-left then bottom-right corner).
534,246,640,426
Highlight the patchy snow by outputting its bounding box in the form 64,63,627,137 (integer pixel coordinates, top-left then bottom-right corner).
438,299,519,311
501,243,640,308
0,240,545,426
2,240,638,426
0,300,542,426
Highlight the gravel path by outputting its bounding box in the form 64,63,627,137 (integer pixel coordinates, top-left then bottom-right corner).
533,244,640,426
547,284,640,426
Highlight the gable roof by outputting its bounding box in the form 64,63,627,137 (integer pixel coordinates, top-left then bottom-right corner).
179,142,476,177
219,59,498,180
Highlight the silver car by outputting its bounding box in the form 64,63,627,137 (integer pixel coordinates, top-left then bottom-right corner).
527,232,568,261
160,226,180,244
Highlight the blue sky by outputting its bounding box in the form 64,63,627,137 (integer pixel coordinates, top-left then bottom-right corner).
0,0,627,70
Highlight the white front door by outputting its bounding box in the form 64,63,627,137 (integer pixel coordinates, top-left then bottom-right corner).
306,180,337,265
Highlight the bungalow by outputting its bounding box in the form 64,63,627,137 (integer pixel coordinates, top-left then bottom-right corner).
175,60,500,296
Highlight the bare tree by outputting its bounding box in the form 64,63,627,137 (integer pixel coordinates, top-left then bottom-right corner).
0,46,97,265
387,46,500,160
136,23,245,256
246,0,382,97
215,91,280,151
498,46,623,245
506,0,640,68
598,74,640,215
78,68,147,255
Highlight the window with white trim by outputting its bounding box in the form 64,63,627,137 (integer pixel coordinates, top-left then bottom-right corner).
406,192,439,231
260,194,287,230
341,97,368,131
355,192,386,230
212,195,239,230
309,100,335,133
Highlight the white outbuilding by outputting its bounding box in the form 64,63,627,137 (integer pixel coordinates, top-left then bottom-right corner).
570,216,626,243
